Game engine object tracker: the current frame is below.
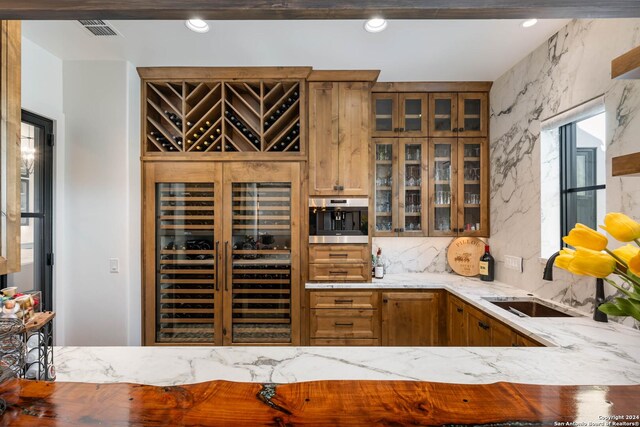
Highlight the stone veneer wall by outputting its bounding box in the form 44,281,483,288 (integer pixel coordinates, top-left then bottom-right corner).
489,19,640,326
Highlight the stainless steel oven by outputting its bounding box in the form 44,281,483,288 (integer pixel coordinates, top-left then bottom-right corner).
309,198,368,243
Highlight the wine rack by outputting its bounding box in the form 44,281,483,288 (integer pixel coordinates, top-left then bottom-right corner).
144,80,302,155
230,182,292,343
156,183,217,343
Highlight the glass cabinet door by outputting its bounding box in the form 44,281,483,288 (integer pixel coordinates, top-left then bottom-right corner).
372,93,398,137
429,93,458,137
399,140,428,236
458,139,488,236
429,139,457,235
458,93,488,137
223,163,300,345
399,94,428,137
155,181,220,344
373,139,398,236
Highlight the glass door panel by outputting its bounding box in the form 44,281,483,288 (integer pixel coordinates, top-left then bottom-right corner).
399,93,428,137
373,140,398,235
399,140,427,236
429,93,458,137
458,93,487,137
229,182,292,344
156,182,217,343
372,93,398,137
429,140,457,235
458,139,487,236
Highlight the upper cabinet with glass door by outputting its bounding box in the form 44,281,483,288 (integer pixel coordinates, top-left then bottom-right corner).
429,93,487,138
372,93,428,138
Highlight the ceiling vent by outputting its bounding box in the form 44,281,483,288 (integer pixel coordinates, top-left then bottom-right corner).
77,20,120,37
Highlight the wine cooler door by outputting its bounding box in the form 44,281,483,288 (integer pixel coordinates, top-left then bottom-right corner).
144,163,223,345
429,139,458,236
223,163,300,345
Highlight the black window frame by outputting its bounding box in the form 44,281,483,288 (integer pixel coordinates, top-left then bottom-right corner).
559,119,605,249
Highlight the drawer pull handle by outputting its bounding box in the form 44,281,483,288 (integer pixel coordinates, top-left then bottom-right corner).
334,299,354,304
478,321,490,330
329,270,348,275
456,308,463,313
329,253,349,257
334,322,354,327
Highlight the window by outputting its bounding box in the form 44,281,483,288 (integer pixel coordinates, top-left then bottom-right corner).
559,112,606,248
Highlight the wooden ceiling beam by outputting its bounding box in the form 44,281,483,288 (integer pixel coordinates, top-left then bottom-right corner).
1,0,640,20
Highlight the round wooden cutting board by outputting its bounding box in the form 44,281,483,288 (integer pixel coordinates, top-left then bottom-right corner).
447,237,486,276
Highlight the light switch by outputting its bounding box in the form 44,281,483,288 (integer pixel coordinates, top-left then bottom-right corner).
109,258,119,273
504,255,523,272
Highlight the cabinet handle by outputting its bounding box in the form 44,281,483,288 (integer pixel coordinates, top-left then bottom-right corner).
329,270,348,275
456,308,463,313
398,127,405,132
333,185,344,191
224,241,229,291
334,299,354,304
329,253,349,258
383,299,388,303
334,322,354,327
459,127,465,132
215,240,220,291
453,128,459,132
478,321,490,330
393,227,405,233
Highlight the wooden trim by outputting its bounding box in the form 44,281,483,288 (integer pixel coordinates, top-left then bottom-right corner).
373,82,493,93
308,70,380,82
4,1,640,19
612,152,640,176
141,153,307,162
612,45,640,79
138,67,313,80
0,20,21,275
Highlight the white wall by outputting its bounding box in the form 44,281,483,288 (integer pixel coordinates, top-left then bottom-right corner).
21,37,67,344
61,60,140,345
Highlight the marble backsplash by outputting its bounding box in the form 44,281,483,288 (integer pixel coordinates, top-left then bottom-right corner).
489,19,640,328
372,237,453,274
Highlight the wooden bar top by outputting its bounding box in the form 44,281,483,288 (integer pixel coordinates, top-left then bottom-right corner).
0,379,638,426
24,311,55,332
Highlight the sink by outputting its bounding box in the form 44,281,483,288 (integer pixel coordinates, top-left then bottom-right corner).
483,297,580,318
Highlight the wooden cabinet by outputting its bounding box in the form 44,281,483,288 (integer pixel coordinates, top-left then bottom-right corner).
447,295,467,346
428,138,489,237
373,138,428,236
143,161,301,346
447,295,543,347
372,93,429,138
309,291,379,346
0,21,21,275
381,292,442,346
308,81,372,196
429,92,488,138
308,244,371,282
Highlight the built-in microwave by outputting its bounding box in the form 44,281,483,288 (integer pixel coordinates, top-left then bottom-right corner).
309,198,368,244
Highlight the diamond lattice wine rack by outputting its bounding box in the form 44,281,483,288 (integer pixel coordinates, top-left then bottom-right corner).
143,79,304,156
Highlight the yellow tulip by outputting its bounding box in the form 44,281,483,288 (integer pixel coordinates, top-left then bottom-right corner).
554,252,574,270
567,247,616,279
562,223,608,251
630,253,640,277
612,244,640,265
600,213,640,242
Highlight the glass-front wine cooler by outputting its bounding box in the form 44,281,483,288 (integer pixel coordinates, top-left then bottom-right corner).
228,182,293,344
156,182,217,344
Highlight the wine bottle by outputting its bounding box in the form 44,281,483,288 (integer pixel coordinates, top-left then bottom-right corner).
479,245,495,282
374,248,384,279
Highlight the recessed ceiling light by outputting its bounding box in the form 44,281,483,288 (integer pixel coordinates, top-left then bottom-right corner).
521,19,538,28
185,19,210,33
364,18,388,33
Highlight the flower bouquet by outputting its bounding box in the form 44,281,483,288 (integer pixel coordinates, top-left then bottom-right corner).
555,213,640,321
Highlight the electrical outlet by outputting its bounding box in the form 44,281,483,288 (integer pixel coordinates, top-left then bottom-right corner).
109,258,119,273
504,255,523,272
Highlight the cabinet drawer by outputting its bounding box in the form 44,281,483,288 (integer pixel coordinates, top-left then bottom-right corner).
310,338,379,346
309,245,369,264
309,263,368,282
310,291,378,309
310,309,379,339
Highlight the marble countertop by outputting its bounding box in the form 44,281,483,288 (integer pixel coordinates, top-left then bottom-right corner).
54,273,640,386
